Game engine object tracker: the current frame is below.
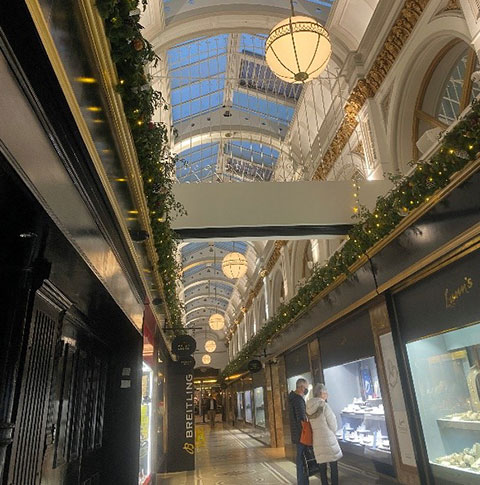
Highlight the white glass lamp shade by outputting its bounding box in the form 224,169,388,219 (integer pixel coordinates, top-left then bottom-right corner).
202,354,211,365
209,313,225,331
266,16,331,83
205,340,217,353
222,252,248,279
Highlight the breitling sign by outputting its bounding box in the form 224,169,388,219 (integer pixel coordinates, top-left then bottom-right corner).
167,364,195,472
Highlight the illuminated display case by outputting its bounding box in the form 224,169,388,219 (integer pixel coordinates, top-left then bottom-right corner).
324,356,392,468
393,245,480,484
237,391,244,420
406,324,480,484
139,363,153,484
254,387,266,427
245,390,253,423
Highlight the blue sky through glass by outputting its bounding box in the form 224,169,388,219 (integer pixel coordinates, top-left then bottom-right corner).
168,35,228,122
225,141,278,167
232,91,294,124
176,143,219,182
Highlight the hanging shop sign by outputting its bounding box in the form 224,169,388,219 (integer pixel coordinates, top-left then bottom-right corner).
172,335,196,356
166,366,195,472
175,355,195,372
248,359,263,373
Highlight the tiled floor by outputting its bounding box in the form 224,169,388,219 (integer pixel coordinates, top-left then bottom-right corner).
157,422,395,484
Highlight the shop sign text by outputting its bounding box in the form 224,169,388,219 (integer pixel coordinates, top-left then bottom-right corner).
444,276,473,308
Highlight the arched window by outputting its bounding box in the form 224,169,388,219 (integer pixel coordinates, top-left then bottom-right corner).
414,41,480,158
302,242,314,280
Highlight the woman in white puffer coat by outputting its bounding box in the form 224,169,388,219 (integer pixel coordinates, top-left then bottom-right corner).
306,383,342,485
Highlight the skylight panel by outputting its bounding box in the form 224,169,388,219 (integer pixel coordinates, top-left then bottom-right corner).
232,91,295,124
168,35,229,70
225,141,278,167
170,57,227,89
216,241,248,253
239,33,267,58
172,90,224,122
239,59,302,100
168,35,228,123
182,242,208,259
176,143,219,182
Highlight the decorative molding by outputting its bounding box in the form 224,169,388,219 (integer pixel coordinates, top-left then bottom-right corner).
312,0,431,180
444,0,461,11
77,0,173,338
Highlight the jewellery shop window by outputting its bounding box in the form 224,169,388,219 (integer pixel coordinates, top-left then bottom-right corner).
319,310,393,476
324,357,393,469
245,390,253,424
237,392,244,420
393,246,480,484
254,387,266,428
407,323,480,483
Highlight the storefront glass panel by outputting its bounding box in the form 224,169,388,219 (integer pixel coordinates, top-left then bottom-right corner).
254,387,266,427
406,322,480,482
324,356,392,467
139,363,153,484
237,392,244,420
245,390,253,423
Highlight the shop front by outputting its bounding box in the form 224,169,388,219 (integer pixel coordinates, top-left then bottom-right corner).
391,243,480,485
139,362,153,484
228,371,270,445
318,310,395,478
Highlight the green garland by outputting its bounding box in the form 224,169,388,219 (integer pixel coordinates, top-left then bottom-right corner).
96,0,184,330
222,101,480,377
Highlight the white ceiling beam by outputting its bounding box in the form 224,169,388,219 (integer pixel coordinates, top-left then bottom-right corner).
172,179,392,235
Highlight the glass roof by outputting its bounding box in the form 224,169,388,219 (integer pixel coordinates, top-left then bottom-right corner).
168,35,228,123
166,31,301,183
181,241,250,327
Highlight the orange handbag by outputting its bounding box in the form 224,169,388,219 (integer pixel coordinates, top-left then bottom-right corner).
300,420,313,446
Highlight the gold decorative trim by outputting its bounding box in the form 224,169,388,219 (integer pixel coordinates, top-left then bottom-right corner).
25,1,172,342
76,0,174,335
444,0,461,11
23,0,151,331
313,0,431,180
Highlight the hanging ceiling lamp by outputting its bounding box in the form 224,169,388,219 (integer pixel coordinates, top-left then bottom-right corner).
265,0,331,83
202,354,211,365
209,282,225,330
205,340,217,353
222,251,248,279
209,313,225,331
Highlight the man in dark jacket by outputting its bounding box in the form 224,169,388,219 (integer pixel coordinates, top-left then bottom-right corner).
288,378,309,485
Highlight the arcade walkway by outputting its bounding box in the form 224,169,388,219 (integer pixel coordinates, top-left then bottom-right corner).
158,423,394,484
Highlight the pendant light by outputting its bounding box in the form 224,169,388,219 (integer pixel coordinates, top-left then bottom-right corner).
222,242,248,279
265,0,331,83
205,340,217,353
209,313,225,331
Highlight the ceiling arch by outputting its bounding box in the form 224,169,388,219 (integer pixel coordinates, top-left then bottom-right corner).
180,278,236,296
184,293,231,306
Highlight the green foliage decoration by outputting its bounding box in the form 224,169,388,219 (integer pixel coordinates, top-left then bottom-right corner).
96,0,184,331
222,101,480,377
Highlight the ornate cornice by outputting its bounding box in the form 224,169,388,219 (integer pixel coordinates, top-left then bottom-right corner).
444,0,460,11
312,0,431,180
